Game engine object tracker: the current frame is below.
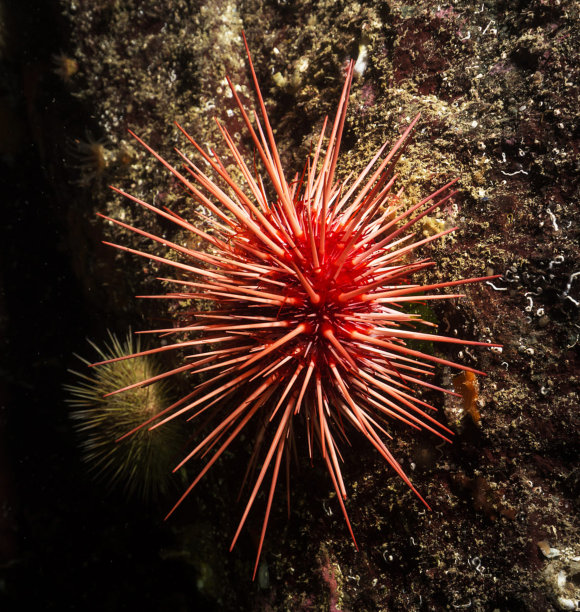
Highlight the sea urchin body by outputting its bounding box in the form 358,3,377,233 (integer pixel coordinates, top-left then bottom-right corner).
66,331,182,500
98,35,499,578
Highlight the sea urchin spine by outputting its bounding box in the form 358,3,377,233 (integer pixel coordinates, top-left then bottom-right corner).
97,35,500,578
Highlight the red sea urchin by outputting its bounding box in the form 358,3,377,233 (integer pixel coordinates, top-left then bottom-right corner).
97,36,499,578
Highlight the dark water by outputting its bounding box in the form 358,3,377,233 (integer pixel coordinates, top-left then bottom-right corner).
0,3,216,610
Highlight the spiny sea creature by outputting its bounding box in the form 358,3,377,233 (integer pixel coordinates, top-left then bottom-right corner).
66,331,183,500
97,35,499,578
70,132,111,186
52,52,79,82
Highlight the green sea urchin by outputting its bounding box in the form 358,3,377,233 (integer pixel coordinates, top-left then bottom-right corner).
66,331,183,500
